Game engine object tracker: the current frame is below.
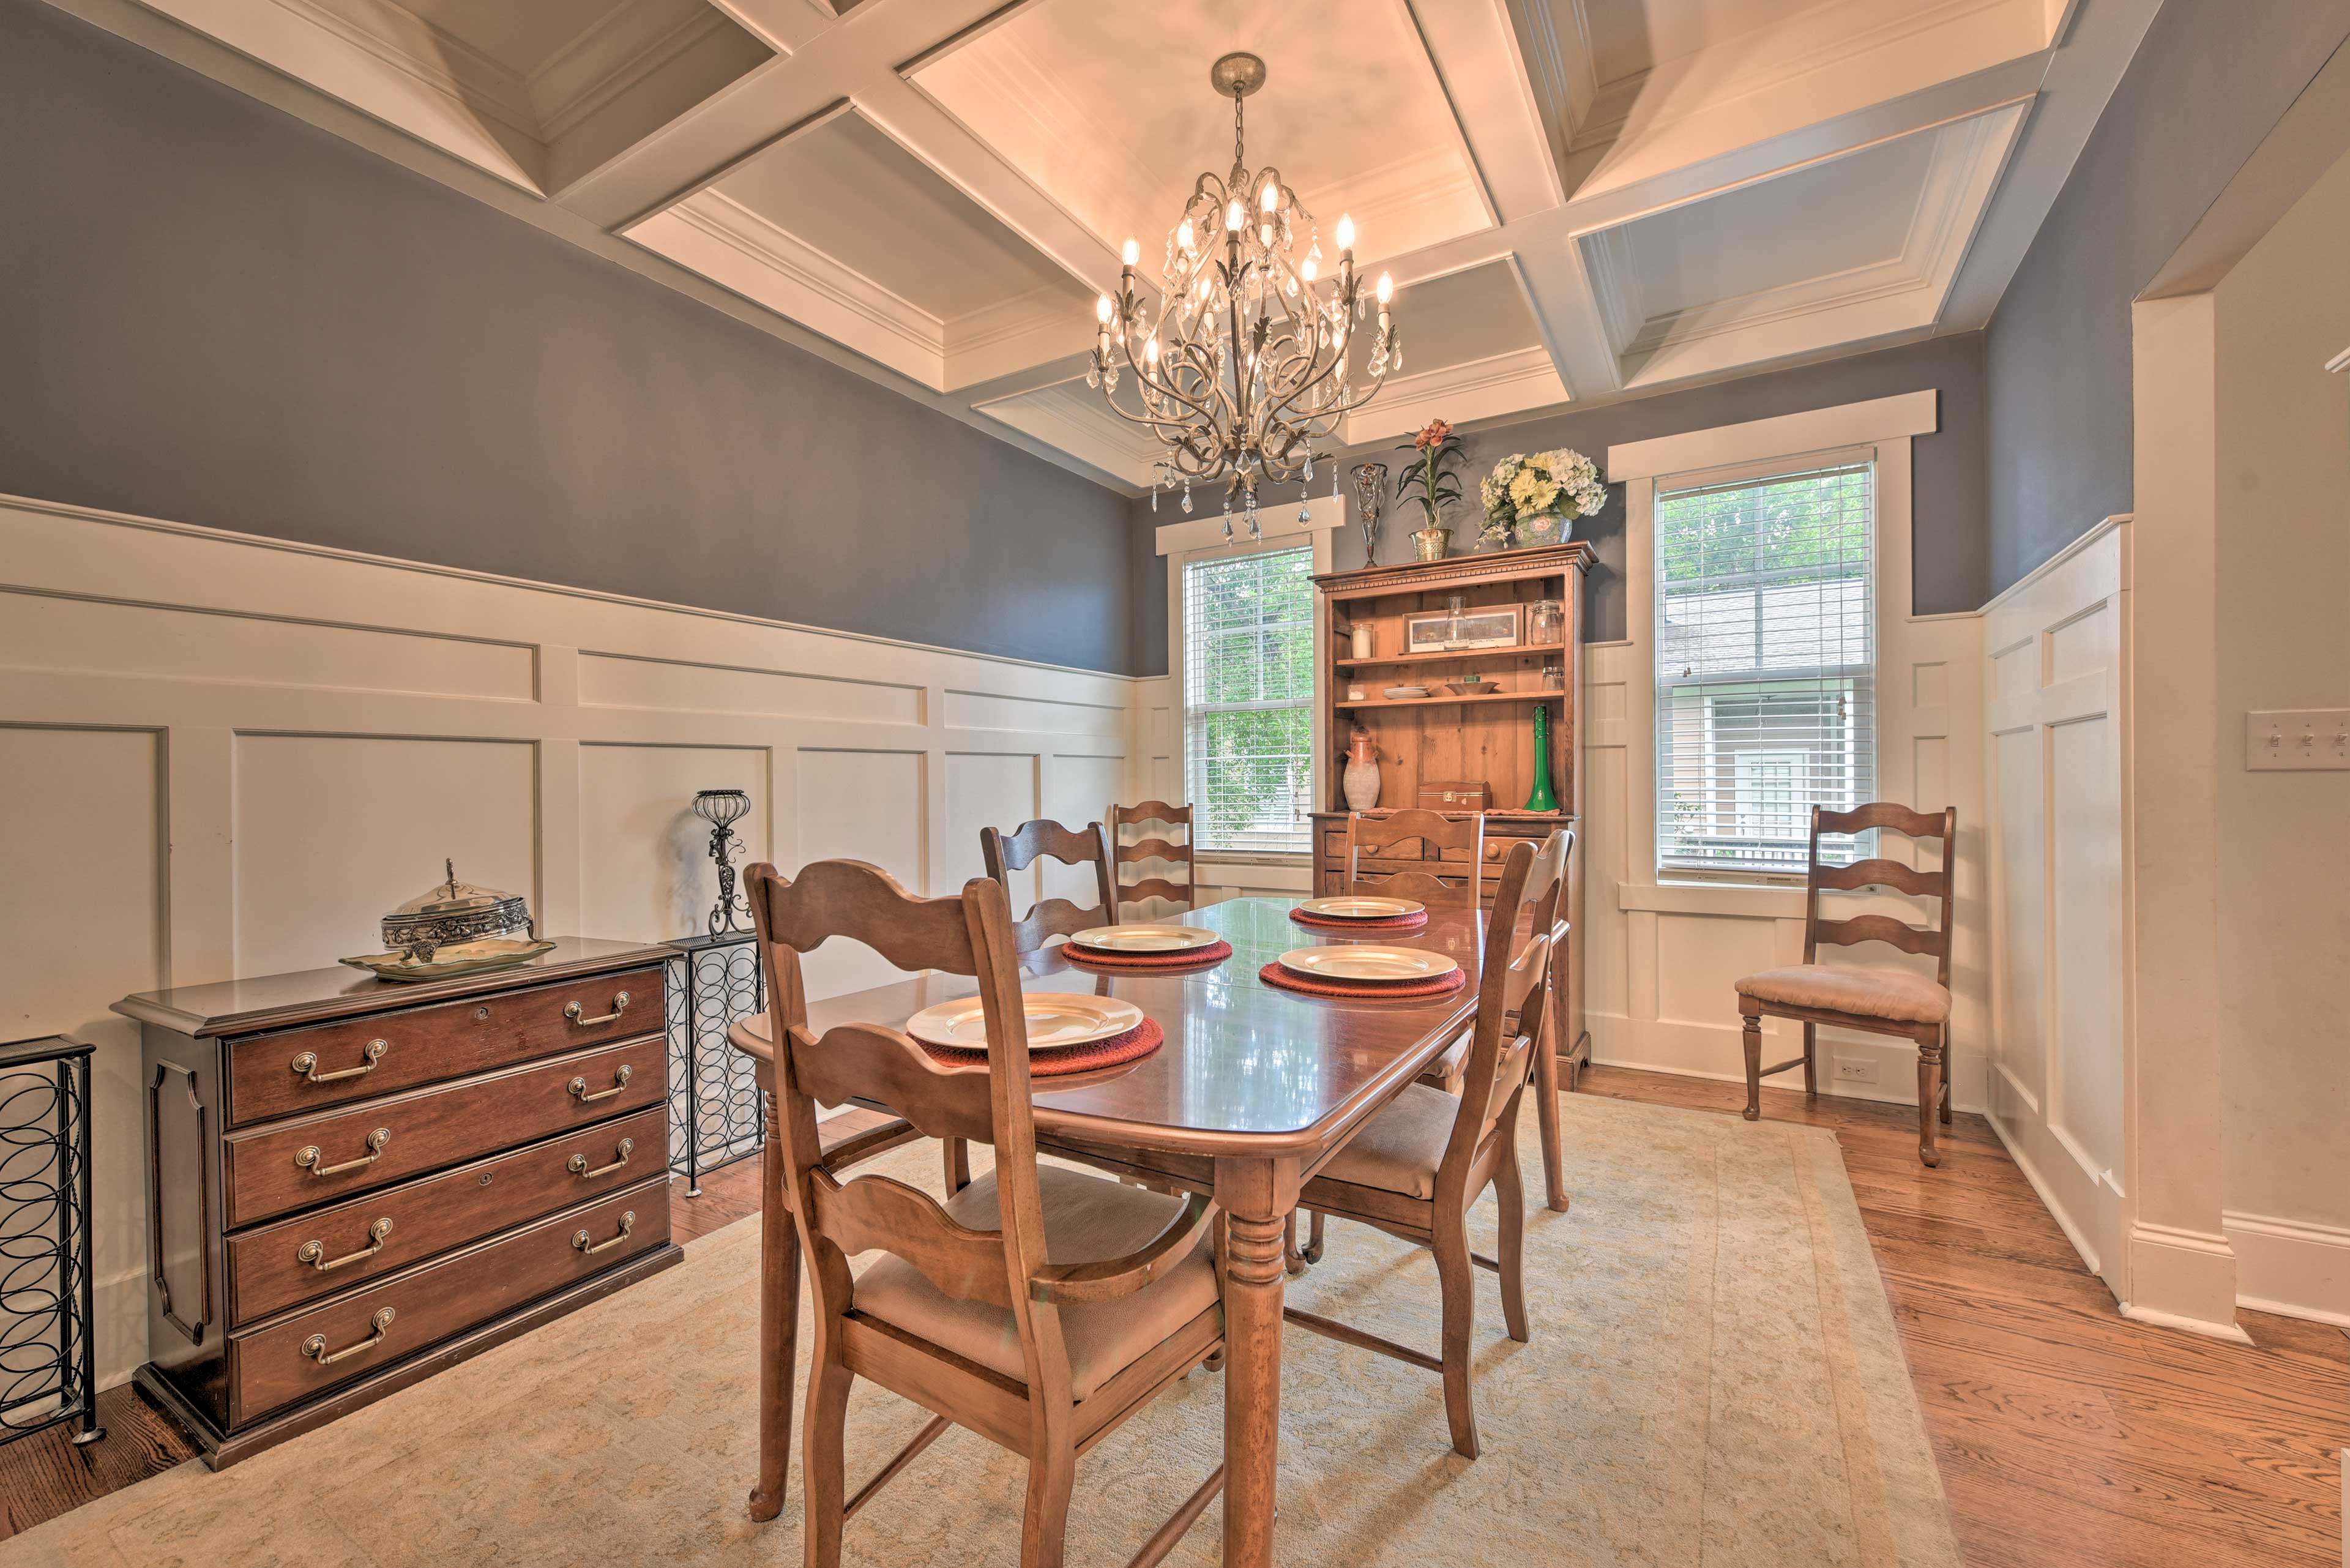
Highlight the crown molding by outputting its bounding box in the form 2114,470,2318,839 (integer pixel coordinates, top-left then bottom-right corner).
531,0,737,143
1341,345,1569,446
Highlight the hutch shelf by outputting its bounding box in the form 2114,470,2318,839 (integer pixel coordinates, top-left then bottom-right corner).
1312,540,1594,1078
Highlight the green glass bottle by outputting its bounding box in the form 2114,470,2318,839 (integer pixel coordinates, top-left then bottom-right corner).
1523,701,1561,813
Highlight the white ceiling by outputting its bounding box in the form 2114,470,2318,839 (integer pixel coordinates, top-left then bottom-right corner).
106,0,2161,492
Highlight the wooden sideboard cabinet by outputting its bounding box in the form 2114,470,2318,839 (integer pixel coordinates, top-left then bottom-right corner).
114,938,682,1468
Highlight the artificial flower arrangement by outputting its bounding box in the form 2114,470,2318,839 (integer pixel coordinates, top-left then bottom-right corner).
1478,447,1608,548
1395,418,1466,534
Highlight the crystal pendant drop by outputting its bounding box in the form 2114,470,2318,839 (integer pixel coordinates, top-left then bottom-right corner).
1182,483,1193,515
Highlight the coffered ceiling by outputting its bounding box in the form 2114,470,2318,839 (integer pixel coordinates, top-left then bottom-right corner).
105,0,2161,492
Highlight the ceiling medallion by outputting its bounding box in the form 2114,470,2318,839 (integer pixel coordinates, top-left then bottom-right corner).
1089,52,1398,540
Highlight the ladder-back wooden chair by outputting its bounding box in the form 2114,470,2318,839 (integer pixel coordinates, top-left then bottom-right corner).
982,819,1119,952
1734,803,1958,1167
745,859,1226,1568
1283,838,1554,1458
1108,800,1196,913
1341,808,1486,908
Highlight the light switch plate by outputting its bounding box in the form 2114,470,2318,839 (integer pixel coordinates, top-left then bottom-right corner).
2246,710,2350,771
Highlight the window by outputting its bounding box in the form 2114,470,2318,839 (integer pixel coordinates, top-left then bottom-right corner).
1182,543,1316,857
1655,458,1875,876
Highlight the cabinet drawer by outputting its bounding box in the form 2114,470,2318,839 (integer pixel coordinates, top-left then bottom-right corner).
222,1035,667,1228
226,1103,666,1325
228,1178,668,1423
225,965,662,1127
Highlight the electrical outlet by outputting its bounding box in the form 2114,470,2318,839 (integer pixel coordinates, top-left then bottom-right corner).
1835,1058,1878,1085
2247,709,2350,771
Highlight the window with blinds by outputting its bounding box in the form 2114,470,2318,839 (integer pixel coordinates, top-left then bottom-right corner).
1183,543,1316,857
1655,457,1875,876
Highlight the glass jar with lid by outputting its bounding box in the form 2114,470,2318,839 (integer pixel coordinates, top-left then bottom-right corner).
1528,597,1565,646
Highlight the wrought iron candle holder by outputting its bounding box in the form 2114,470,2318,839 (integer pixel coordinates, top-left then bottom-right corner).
0,1036,103,1449
692,789,753,937
1351,462,1389,566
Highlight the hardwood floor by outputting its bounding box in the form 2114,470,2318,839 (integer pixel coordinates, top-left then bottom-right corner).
1575,1066,2348,1568
4,1078,2341,1563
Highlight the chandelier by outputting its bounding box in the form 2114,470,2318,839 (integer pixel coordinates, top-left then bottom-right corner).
1088,51,1398,540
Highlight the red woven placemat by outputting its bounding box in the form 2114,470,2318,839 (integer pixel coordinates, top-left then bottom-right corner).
1288,908,1431,934
1257,961,1466,1001
1061,939,1234,971
918,1018,1163,1076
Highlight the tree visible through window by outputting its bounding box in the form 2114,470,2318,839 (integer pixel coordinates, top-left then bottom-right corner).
1183,544,1315,856
1655,460,1875,875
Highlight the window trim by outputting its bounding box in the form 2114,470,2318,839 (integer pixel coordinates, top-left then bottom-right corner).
1608,394,1930,900
1160,497,1339,867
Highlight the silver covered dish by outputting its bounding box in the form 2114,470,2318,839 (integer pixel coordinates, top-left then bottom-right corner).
379,859,534,962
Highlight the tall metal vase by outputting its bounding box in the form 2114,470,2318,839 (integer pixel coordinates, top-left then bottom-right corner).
1524,702,1561,812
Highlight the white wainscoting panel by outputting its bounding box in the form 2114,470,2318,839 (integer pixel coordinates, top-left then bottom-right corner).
1980,518,2130,1294
0,493,1143,1392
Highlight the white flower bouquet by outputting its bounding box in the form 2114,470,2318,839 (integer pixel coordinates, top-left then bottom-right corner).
1477,447,1608,548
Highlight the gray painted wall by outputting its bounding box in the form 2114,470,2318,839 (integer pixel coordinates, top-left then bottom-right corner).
0,0,1137,672
1128,333,1988,677
1983,0,2350,595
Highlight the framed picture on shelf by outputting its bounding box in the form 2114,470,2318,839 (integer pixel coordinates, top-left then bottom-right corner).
1403,604,1521,653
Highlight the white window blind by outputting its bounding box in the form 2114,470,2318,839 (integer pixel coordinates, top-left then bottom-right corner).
1655,458,1875,876
1183,543,1315,857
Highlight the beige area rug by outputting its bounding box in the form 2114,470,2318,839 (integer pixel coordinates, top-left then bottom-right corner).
7,1094,1960,1568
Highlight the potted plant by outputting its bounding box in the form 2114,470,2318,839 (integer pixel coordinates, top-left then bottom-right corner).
1395,419,1466,561
1478,447,1608,549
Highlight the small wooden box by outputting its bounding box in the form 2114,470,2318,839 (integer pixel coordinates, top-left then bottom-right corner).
1417,780,1491,812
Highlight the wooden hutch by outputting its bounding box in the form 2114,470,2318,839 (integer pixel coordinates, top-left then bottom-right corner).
1311,540,1594,1076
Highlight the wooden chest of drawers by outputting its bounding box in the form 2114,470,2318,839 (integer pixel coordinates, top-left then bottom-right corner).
116,938,682,1468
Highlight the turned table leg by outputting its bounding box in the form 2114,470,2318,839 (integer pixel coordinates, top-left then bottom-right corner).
1217,1158,1296,1568
750,1097,800,1522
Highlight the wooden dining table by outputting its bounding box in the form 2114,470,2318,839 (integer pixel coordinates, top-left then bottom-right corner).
732,894,1493,1567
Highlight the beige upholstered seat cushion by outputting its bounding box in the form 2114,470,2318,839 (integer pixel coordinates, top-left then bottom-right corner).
851,1165,1217,1402
1318,1084,1463,1201
1734,964,1950,1026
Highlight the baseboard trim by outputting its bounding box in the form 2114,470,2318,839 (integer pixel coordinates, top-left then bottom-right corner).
2224,1209,2350,1327
2117,1299,2255,1345
1982,1107,2103,1278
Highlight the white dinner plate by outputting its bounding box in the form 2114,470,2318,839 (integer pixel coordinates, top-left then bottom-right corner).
905,992,1144,1052
1068,925,1220,953
1277,946,1458,984
1296,895,1426,920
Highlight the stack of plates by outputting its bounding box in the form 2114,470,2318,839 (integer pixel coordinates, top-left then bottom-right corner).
1065,925,1220,954
1274,946,1458,984
1294,895,1425,921
905,993,1142,1055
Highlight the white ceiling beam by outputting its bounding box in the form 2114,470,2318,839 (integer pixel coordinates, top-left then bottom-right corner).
554,0,1026,228
1406,0,1566,223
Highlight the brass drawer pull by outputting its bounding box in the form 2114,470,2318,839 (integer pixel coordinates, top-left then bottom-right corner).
572,1211,636,1256
297,1217,393,1272
568,1137,635,1179
568,1064,633,1104
291,1038,387,1084
295,1127,390,1178
563,991,632,1026
302,1307,395,1365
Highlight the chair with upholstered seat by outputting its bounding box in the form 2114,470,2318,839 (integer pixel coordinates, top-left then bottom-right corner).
1734,802,1958,1167
982,818,1119,952
1108,800,1196,913
1341,807,1485,907
1280,836,1558,1458
745,857,1226,1568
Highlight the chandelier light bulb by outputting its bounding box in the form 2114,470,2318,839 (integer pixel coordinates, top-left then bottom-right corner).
1375,272,1393,304
1177,219,1195,251
1335,214,1356,251
1259,222,1273,246
1301,256,1318,282
1144,337,1160,364
1096,294,1113,323
1121,237,1140,266
1226,199,1245,231
1259,181,1278,212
